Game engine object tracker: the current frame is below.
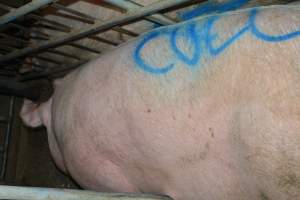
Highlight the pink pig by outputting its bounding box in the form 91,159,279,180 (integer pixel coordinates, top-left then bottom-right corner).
21,5,300,200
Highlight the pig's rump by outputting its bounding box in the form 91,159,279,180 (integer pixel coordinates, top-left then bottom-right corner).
22,5,300,200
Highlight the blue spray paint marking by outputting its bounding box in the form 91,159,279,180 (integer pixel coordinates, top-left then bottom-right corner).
170,23,201,67
133,8,300,75
205,15,250,56
133,31,175,74
180,0,250,20
249,9,300,42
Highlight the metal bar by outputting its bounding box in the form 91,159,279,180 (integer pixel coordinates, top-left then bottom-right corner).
29,15,119,46
51,2,138,37
24,34,102,54
0,185,172,200
68,43,101,54
0,0,195,63
31,23,70,33
46,49,81,60
34,55,62,65
103,0,178,25
0,0,57,27
0,33,29,45
10,23,50,37
28,13,71,31
19,59,88,81
88,35,119,46
51,3,96,21
0,78,53,101
0,96,15,180
29,15,118,46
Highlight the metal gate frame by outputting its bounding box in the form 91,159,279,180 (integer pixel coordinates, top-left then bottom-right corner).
0,0,202,81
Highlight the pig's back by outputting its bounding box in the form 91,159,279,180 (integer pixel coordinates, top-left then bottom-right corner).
52,6,300,200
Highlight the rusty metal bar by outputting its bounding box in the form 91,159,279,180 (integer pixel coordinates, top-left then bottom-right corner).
0,0,57,27
0,0,195,63
103,0,178,25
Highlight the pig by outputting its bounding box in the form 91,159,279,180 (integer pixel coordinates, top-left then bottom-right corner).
20,4,300,200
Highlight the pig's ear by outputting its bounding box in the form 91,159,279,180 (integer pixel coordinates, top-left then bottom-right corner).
20,99,42,128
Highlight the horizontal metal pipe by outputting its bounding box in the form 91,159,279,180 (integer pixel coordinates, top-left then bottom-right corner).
0,33,29,45
103,0,178,25
34,55,62,65
51,2,138,37
0,0,194,63
29,15,118,46
24,34,102,55
0,78,53,102
19,59,88,81
68,42,101,54
28,13,71,31
52,3,96,21
0,3,69,33
10,23,50,37
30,14,119,46
31,23,70,33
46,49,81,60
0,0,56,27
0,186,173,200
88,35,119,46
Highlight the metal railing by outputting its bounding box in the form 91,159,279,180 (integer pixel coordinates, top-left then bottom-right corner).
0,185,173,200
0,0,201,80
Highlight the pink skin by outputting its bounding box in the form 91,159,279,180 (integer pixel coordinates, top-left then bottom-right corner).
21,7,300,200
